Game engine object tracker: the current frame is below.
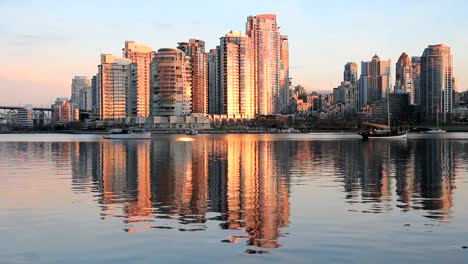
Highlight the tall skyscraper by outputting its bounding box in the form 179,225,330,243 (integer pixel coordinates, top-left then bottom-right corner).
71,76,90,106
344,62,358,84
207,49,218,114
279,35,290,114
411,56,421,105
219,31,255,117
339,62,359,113
395,52,414,103
359,55,391,107
98,54,133,120
123,41,154,118
79,87,92,112
246,14,280,115
150,48,192,116
177,39,209,114
420,44,453,123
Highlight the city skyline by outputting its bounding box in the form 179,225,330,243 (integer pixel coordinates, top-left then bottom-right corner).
1,0,467,106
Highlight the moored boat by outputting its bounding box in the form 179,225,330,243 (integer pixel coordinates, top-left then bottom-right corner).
359,130,407,140
420,128,446,134
185,129,199,136
104,128,151,139
308,132,362,139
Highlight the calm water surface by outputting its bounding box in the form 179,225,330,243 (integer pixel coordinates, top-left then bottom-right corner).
1,133,468,263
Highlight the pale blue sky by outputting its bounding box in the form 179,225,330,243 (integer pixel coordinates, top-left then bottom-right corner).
0,0,467,106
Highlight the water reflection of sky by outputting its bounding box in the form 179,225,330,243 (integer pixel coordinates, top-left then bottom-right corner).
1,134,468,263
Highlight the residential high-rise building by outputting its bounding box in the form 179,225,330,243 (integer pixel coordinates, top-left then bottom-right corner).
150,48,192,116
215,45,223,114
395,52,414,103
219,31,255,118
359,55,391,107
91,75,98,114
207,49,219,114
279,35,290,114
177,39,208,114
246,14,280,115
98,54,133,120
79,87,92,112
344,62,358,84
123,41,154,117
71,76,90,106
411,56,421,105
420,44,453,123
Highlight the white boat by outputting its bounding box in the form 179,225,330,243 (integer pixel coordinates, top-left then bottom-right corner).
420,128,446,134
104,128,151,139
185,129,199,135
308,132,361,139
420,108,446,134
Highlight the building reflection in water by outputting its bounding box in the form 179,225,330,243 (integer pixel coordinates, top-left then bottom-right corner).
66,136,464,252
338,139,458,221
69,136,290,251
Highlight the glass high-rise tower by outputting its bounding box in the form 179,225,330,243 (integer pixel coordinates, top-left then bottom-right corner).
246,14,280,115
420,44,453,123
219,31,255,118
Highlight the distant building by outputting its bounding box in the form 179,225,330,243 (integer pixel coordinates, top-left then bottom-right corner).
219,31,255,118
395,53,414,103
150,48,192,116
71,76,90,106
53,98,73,124
91,75,98,114
79,87,92,112
98,54,133,120
420,44,453,123
16,105,34,128
359,55,391,107
344,62,358,84
177,39,209,114
123,41,154,118
411,56,421,105
207,48,219,115
246,14,281,114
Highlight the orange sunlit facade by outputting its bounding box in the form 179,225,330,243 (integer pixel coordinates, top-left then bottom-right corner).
246,14,280,115
177,39,209,114
150,48,192,116
98,54,132,120
123,41,154,117
219,31,255,118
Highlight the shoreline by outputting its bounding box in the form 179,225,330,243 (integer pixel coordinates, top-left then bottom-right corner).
2,129,468,135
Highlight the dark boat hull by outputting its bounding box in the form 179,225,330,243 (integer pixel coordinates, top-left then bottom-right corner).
359,131,407,140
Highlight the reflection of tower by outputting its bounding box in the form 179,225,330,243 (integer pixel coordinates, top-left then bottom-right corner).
190,140,209,216
71,142,94,192
150,139,209,219
394,142,416,210
221,136,291,249
125,141,152,218
101,141,127,205
208,140,228,213
414,139,455,220
98,141,152,221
